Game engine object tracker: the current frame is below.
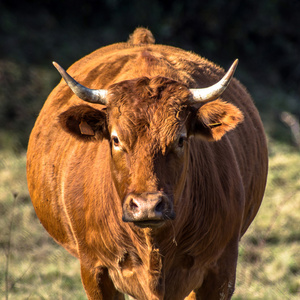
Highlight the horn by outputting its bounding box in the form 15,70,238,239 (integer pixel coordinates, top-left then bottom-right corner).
190,59,238,103
52,62,108,105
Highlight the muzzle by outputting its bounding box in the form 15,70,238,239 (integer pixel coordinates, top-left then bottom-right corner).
122,192,175,228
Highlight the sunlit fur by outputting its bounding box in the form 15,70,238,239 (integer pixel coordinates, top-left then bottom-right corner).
27,28,268,299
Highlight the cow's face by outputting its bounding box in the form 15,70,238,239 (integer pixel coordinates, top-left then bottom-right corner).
59,75,243,228
105,77,191,228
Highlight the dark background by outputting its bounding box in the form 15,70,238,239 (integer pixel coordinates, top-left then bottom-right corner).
1,0,299,150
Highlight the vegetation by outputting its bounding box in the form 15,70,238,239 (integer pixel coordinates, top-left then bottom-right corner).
0,0,299,299
0,151,85,299
235,142,300,299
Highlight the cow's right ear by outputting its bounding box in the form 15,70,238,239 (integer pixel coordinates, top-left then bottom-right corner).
59,105,108,140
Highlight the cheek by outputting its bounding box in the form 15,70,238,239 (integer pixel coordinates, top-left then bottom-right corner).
162,151,187,186
110,151,131,200
167,149,189,198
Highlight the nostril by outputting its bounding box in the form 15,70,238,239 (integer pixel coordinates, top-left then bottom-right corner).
129,198,139,211
155,198,165,213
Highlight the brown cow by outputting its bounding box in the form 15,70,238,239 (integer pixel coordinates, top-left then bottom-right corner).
27,28,268,299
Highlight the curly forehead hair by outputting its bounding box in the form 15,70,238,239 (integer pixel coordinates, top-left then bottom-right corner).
106,77,192,147
108,76,191,107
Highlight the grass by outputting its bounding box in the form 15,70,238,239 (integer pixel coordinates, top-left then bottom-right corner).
234,141,300,299
0,150,85,299
0,141,299,299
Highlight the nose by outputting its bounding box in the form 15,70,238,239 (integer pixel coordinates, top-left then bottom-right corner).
122,192,175,228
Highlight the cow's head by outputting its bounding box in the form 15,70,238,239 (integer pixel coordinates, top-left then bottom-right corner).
56,60,243,229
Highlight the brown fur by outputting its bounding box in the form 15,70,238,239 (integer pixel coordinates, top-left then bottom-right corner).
27,28,268,299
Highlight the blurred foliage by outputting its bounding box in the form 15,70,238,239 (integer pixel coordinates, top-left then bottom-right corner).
0,0,300,150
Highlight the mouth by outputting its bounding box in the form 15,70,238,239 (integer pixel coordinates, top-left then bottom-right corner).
132,220,166,229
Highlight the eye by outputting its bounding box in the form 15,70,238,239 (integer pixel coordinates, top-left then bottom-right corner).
112,136,120,147
178,136,186,148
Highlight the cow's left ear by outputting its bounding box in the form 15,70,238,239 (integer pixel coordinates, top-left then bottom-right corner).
59,105,108,140
190,99,244,141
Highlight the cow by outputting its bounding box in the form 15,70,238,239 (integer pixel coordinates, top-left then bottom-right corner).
27,28,268,300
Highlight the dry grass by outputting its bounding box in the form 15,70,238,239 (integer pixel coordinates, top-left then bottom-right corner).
0,141,299,299
0,150,85,299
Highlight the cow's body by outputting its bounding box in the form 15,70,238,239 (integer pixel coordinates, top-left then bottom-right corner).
27,28,268,299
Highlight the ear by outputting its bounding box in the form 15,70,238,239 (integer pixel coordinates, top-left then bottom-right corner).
191,99,244,141
59,105,108,140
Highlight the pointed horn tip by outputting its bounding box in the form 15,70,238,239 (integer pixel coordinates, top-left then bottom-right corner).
222,59,239,82
52,61,59,69
230,59,239,74
52,61,65,74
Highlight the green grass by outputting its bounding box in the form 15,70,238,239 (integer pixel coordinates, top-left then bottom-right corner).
0,142,299,299
234,142,300,299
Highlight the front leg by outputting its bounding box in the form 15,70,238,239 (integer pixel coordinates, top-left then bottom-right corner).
81,264,124,300
194,238,239,300
194,269,236,300
185,270,235,300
